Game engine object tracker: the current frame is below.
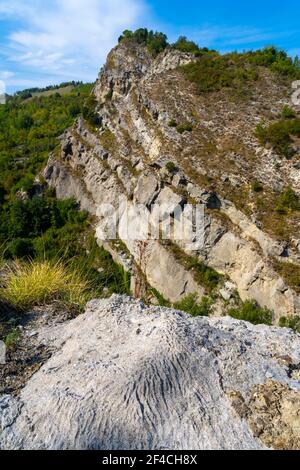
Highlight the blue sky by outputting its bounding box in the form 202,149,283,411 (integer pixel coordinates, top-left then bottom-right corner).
0,0,299,93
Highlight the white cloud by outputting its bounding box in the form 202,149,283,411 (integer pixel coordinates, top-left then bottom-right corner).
0,0,147,86
0,70,15,80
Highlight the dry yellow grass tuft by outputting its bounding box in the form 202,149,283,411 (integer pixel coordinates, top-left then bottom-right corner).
0,260,92,311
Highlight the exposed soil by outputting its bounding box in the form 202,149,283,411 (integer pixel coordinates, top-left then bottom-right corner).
0,303,76,396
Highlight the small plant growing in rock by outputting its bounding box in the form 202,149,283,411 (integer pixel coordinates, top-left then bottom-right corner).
281,105,296,119
279,315,300,333
5,329,20,349
168,119,178,128
228,300,273,325
275,187,300,214
176,123,193,134
174,294,212,317
255,118,300,158
252,181,264,193
165,161,177,174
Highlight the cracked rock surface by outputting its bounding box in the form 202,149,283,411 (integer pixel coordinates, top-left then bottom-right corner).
1,295,300,450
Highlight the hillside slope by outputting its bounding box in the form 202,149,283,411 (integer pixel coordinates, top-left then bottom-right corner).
45,36,300,322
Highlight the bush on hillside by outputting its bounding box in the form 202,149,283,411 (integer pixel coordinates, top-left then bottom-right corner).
172,36,200,54
118,28,168,57
275,187,300,214
228,300,273,325
255,118,300,157
174,293,212,317
281,105,296,119
279,315,300,333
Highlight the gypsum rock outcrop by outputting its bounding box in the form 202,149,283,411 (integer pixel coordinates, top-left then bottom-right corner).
45,41,300,320
1,295,300,450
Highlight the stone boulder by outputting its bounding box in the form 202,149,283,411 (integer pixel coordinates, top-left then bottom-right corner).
1,296,300,450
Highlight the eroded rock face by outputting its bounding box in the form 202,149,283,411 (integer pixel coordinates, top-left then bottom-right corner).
44,41,300,320
0,296,300,450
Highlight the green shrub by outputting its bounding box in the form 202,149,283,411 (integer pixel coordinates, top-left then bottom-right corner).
281,105,296,119
172,36,200,54
181,52,259,94
118,28,168,57
165,161,177,173
6,238,34,259
82,95,101,127
176,123,193,134
174,294,212,317
245,47,300,78
5,329,20,349
228,300,273,325
252,181,264,193
279,315,300,333
168,119,178,127
255,118,300,157
275,187,300,214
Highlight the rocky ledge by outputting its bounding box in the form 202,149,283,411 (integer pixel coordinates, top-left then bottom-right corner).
1,295,300,450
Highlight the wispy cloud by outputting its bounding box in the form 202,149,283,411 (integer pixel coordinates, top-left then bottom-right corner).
171,24,297,52
0,0,147,89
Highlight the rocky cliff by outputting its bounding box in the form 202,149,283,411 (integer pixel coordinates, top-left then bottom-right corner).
1,295,300,450
45,40,300,321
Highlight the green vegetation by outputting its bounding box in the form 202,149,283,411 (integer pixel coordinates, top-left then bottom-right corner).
252,181,264,193
118,28,168,57
172,36,201,54
165,161,177,173
273,260,300,294
165,242,221,292
228,300,273,325
13,81,83,100
0,83,131,322
181,51,259,94
176,123,193,134
0,260,91,311
281,105,296,119
275,187,300,214
149,288,171,308
168,119,178,128
5,329,20,349
255,119,300,157
0,82,93,200
82,95,101,127
181,46,300,94
279,315,300,333
174,293,212,317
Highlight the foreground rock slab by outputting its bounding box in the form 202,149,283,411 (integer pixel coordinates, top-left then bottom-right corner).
1,295,300,450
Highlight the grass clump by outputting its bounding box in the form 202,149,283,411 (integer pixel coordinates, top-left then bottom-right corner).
5,329,20,349
0,260,92,311
279,315,300,333
281,105,296,119
174,293,212,317
228,300,273,325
